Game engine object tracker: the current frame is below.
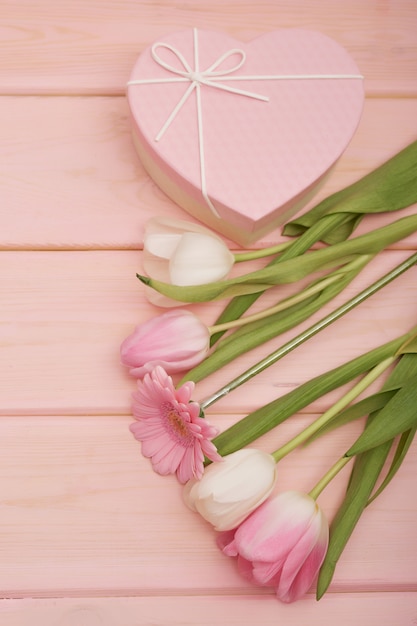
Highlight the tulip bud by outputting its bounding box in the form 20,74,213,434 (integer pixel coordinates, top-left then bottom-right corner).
120,310,210,378
183,449,277,531
218,491,329,603
143,217,234,306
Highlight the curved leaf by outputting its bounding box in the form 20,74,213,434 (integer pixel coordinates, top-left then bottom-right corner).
284,140,417,244
210,213,355,345
316,437,393,599
211,334,411,457
182,262,364,384
304,389,397,444
140,216,417,303
367,425,417,505
317,351,417,598
346,371,417,456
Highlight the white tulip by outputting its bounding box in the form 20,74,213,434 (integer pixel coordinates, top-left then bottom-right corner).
143,217,234,305
183,449,277,531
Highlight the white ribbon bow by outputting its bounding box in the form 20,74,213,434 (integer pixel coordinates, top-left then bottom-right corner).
128,28,363,218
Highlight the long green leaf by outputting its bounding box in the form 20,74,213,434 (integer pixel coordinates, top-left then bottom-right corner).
304,389,397,443
306,331,417,443
316,437,393,599
346,371,417,456
317,351,417,598
398,335,417,354
139,215,417,302
212,142,417,343
345,353,417,456
210,213,353,345
211,333,412,457
367,425,417,505
284,140,417,244
182,260,366,384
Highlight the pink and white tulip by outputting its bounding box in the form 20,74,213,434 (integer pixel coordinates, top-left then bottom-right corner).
183,449,277,531
121,310,210,378
218,491,329,603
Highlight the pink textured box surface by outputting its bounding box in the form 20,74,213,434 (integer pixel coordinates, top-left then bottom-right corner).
127,28,364,245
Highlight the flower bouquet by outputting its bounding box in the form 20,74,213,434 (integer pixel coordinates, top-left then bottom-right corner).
120,141,417,602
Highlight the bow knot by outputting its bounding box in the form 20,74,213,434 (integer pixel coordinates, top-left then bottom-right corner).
151,40,248,88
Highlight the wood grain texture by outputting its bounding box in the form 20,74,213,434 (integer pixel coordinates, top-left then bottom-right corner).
0,415,416,596
1,594,416,626
1,0,417,619
1,0,416,96
1,96,416,250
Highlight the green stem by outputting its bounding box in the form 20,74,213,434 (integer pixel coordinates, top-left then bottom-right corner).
270,356,396,462
308,457,352,501
233,241,293,262
207,271,344,335
199,252,417,410
211,214,353,345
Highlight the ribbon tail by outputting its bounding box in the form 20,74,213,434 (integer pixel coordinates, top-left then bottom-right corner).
195,82,220,219
155,81,196,141
203,78,269,102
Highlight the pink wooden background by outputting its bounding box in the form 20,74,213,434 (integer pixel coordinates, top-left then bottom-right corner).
1,1,416,624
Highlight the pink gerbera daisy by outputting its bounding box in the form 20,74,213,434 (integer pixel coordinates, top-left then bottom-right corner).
130,366,222,483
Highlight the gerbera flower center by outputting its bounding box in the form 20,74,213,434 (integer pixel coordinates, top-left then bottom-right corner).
162,402,193,446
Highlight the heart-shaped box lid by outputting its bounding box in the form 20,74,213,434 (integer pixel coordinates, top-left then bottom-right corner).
127,28,364,245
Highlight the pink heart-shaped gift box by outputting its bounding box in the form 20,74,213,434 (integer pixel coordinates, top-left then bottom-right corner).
127,28,364,245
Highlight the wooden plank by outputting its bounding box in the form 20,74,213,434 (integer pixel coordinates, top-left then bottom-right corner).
1,249,416,416
0,414,415,596
1,0,416,616
1,1,416,96
0,594,416,625
0,96,416,250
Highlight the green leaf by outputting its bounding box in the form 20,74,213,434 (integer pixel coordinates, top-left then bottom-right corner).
183,261,366,384
367,425,417,505
397,334,417,354
211,142,417,344
306,335,417,443
211,333,411,457
285,140,417,244
304,389,397,443
141,215,417,302
346,358,417,456
316,437,393,599
210,213,354,345
317,351,417,598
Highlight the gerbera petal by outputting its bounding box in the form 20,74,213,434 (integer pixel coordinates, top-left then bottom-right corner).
128,366,218,483
175,381,195,405
177,447,199,483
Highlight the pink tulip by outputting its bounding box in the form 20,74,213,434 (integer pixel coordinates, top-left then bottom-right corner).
120,310,210,378
218,491,329,603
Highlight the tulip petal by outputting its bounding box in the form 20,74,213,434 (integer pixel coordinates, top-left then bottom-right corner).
170,232,234,286
216,530,237,553
278,521,328,603
120,310,210,377
217,491,329,603
143,217,189,258
237,554,259,584
143,217,234,295
234,492,315,562
184,449,277,531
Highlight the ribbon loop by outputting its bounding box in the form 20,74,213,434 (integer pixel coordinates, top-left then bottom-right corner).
205,48,246,76
151,42,193,77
